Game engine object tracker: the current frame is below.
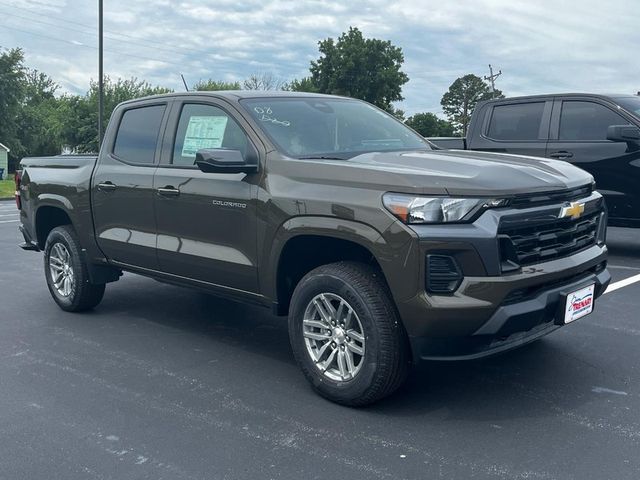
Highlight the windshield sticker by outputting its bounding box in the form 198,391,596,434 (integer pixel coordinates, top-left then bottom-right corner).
254,106,291,127
181,115,228,157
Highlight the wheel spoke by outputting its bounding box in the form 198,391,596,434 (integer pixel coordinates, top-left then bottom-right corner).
315,340,333,361
337,350,347,378
303,330,330,342
344,347,355,374
319,348,337,372
313,299,333,324
303,319,329,330
335,300,345,324
49,256,64,267
347,341,364,356
343,308,353,328
318,294,337,317
346,329,364,344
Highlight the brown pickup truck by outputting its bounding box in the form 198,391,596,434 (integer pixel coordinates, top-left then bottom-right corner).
17,91,610,405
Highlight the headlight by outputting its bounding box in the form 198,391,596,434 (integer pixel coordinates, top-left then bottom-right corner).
383,193,508,224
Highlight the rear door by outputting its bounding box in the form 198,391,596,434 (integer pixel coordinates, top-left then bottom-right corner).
92,100,170,269
152,98,262,293
470,99,553,156
547,97,639,223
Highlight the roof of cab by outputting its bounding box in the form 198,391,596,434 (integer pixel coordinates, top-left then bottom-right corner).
119,90,348,106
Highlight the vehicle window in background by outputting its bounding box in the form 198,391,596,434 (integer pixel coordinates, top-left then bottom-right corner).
559,101,630,141
113,105,166,164
172,104,249,166
613,96,640,117
486,102,545,141
240,98,429,158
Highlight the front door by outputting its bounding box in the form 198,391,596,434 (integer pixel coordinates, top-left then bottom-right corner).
547,99,640,223
153,101,261,293
92,102,168,269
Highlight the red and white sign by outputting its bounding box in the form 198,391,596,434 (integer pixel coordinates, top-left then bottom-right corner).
564,284,595,324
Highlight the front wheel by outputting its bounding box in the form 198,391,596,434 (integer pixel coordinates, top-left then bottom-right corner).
288,262,410,406
44,225,105,312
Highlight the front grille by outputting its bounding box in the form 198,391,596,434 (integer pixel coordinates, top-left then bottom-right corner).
499,211,600,267
510,185,593,209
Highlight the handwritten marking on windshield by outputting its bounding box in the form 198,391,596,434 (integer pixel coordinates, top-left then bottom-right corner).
254,106,291,127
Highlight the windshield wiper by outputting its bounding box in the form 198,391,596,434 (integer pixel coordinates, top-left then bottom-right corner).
298,155,348,160
298,155,346,160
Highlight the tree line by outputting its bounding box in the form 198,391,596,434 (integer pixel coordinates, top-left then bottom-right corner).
0,27,503,170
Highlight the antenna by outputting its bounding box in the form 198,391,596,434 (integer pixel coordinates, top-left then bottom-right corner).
181,74,189,92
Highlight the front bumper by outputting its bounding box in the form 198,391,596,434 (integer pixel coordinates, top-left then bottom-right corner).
393,191,610,362
409,262,609,361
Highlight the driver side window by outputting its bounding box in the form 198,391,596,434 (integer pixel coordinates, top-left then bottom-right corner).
172,104,249,166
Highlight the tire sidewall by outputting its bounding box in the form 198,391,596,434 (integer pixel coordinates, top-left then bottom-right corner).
44,227,83,310
289,270,384,402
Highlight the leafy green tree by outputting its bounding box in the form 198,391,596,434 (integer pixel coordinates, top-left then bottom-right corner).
295,27,408,111
0,47,26,163
193,79,241,91
14,69,64,159
405,112,455,137
441,74,503,135
288,76,318,93
60,77,172,153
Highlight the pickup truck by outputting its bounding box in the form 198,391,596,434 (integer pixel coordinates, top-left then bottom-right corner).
428,93,640,227
17,91,610,406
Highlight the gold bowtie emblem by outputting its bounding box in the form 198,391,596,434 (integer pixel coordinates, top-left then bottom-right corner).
559,202,585,219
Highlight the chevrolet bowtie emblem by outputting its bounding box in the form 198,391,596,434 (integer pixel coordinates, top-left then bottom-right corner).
559,201,585,219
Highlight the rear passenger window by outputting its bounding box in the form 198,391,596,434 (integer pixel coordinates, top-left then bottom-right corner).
487,102,545,140
113,105,166,164
559,101,629,141
172,104,249,166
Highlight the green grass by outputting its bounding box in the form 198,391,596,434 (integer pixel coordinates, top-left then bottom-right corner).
0,175,14,199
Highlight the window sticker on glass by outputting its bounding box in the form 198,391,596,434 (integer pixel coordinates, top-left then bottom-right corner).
181,115,229,157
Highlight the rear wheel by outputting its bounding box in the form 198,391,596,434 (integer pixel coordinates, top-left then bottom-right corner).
44,226,105,312
288,261,410,406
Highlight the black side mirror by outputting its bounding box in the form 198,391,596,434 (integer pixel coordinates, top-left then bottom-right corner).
195,149,258,174
606,125,640,143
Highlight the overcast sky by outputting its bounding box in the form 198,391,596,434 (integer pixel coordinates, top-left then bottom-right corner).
1,0,639,116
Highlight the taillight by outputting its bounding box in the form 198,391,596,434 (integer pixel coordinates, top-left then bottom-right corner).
14,170,22,210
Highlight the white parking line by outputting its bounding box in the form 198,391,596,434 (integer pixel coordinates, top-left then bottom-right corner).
0,219,19,224
0,213,18,218
604,273,640,294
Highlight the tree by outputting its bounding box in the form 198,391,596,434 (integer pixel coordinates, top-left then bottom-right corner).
295,27,408,111
288,76,318,93
405,112,455,137
441,74,503,135
193,79,241,91
60,77,172,153
243,72,286,91
0,47,26,164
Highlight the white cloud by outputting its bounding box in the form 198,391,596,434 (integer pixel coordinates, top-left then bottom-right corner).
1,0,639,114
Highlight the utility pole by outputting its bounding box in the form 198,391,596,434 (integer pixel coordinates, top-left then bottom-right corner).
98,0,104,148
484,64,502,98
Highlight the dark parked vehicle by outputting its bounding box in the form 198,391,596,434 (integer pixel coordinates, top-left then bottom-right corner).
428,94,640,227
17,91,609,405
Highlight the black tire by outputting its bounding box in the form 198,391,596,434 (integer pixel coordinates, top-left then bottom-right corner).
288,261,411,406
44,225,106,312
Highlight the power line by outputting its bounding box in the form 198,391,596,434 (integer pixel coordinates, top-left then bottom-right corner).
483,64,502,98
0,1,196,57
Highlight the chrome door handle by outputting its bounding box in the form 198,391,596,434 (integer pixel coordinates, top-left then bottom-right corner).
549,151,574,159
157,186,180,197
97,182,117,192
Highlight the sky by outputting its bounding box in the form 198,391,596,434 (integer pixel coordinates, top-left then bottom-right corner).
1,0,639,116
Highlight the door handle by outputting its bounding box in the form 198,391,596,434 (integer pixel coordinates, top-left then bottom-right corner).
97,181,117,192
157,186,180,197
549,151,574,159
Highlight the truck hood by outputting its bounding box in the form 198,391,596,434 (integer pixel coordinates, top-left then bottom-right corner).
283,149,594,196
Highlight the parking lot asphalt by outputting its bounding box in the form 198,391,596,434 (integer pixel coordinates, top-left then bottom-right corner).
0,200,639,480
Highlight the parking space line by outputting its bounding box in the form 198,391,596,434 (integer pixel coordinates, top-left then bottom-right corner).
0,219,19,224
0,214,18,218
605,273,640,294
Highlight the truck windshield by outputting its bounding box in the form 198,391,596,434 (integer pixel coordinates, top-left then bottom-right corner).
240,97,430,159
615,97,640,117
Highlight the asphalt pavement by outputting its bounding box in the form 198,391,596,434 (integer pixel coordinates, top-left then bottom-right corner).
1,199,639,480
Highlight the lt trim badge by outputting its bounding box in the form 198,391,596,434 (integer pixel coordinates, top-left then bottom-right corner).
559,201,585,220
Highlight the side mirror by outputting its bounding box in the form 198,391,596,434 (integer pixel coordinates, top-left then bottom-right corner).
195,149,258,174
606,125,640,143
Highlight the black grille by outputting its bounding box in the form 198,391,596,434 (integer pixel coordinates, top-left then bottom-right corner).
510,185,593,209
499,211,600,267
